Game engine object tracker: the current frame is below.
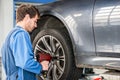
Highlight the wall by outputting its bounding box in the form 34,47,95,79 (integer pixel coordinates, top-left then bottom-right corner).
0,0,14,79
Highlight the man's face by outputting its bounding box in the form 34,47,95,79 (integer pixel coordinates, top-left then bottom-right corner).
26,14,39,32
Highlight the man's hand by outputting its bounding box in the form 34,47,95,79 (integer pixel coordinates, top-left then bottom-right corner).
40,61,49,78
40,61,49,71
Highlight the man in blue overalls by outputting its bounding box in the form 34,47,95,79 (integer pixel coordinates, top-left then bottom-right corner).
1,4,49,80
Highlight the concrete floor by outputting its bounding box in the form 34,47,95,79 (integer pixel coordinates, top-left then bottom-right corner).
79,68,120,80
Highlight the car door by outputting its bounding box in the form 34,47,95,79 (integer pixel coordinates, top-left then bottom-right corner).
93,0,120,57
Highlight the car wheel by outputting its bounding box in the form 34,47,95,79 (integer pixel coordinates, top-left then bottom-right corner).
33,29,83,80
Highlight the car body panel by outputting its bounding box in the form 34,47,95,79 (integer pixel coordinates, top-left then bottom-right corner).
36,0,120,70
94,0,120,57
37,0,96,56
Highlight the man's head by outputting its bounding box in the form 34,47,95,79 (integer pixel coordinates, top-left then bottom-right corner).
16,4,40,32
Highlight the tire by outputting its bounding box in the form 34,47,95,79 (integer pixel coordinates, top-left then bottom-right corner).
33,29,83,80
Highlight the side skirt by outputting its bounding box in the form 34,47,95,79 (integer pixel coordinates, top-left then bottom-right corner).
76,55,120,70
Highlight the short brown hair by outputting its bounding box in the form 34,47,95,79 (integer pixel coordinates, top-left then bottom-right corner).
16,4,40,23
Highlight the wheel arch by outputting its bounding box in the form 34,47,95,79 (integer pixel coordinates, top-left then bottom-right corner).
31,12,77,61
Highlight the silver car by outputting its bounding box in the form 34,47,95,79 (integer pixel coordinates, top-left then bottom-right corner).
31,0,120,80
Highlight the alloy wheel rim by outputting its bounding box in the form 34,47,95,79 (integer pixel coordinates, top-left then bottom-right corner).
34,35,65,80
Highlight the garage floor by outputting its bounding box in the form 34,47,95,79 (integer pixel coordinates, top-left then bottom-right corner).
79,69,120,80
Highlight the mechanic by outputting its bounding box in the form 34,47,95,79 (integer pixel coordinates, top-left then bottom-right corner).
1,4,49,80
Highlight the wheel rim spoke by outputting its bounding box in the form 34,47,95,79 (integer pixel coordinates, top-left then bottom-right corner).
41,37,52,52
50,36,56,53
35,44,50,53
47,62,53,79
56,61,64,74
53,64,58,80
54,44,61,54
58,56,65,61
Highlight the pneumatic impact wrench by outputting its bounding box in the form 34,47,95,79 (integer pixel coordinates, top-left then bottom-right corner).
36,52,52,80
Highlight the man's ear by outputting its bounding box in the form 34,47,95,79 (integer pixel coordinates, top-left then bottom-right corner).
25,14,30,22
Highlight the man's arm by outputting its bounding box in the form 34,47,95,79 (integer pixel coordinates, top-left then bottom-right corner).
10,31,42,74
